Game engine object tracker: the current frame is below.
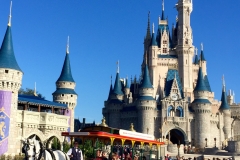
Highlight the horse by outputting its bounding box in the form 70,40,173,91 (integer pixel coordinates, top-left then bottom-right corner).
21,135,70,160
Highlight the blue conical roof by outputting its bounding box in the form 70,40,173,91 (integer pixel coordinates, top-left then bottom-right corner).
113,72,123,95
194,54,198,65
141,65,153,88
200,50,206,61
125,78,130,89
194,67,209,91
108,84,113,100
151,33,157,46
0,26,21,71
219,86,230,110
57,53,75,82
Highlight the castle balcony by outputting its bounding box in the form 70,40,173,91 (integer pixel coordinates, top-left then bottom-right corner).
166,117,186,122
16,110,69,130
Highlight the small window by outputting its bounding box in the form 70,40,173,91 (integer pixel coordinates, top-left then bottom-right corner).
163,48,167,53
70,83,72,85
71,95,73,97
62,94,64,97
163,40,167,44
5,70,8,73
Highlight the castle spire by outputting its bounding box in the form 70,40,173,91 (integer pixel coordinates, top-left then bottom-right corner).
194,67,208,92
113,61,123,95
140,63,153,88
161,0,165,20
219,75,230,110
0,1,21,71
200,43,206,61
151,23,157,46
56,37,75,82
146,11,151,40
107,75,113,100
194,48,199,64
8,1,12,27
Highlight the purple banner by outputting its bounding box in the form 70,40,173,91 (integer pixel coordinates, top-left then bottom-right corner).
0,91,12,155
64,109,71,142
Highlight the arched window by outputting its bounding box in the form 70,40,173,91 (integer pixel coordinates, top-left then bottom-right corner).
168,106,174,117
176,106,184,117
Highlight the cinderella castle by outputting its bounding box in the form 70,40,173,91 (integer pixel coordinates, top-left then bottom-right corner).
103,0,240,152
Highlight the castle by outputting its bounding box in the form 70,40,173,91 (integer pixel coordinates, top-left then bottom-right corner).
0,3,77,155
103,0,240,151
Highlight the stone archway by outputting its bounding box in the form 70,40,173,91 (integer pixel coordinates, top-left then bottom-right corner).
164,127,188,145
46,136,61,150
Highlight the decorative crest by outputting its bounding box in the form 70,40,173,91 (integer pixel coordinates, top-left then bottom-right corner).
99,117,108,127
8,1,12,26
129,123,136,132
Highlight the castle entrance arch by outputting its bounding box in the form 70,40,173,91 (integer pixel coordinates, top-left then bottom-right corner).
165,128,187,145
46,136,61,150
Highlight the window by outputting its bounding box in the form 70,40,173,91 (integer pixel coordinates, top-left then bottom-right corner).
163,40,167,44
163,48,167,53
62,94,64,97
5,70,8,73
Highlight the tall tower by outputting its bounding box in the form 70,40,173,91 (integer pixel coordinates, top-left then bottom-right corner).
219,77,231,140
137,64,156,135
176,0,194,97
53,37,77,132
192,67,211,148
0,2,23,154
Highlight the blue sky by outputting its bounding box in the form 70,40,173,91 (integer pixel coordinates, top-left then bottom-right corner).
0,1,240,123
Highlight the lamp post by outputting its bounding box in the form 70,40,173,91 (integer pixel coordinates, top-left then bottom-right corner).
205,138,208,147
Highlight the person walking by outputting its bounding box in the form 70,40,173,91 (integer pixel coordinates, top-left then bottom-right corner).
67,141,83,160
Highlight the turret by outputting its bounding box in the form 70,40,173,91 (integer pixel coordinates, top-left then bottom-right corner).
137,63,156,134
0,2,23,154
192,67,212,148
227,89,234,105
104,62,123,128
52,37,77,132
219,76,231,140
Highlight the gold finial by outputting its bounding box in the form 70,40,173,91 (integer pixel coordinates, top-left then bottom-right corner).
129,123,136,132
100,117,108,127
8,1,12,26
66,36,70,54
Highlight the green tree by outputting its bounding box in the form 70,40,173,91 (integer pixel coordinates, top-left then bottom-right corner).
51,137,61,150
18,88,45,99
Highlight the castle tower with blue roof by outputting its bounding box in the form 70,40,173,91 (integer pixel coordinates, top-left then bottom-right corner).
137,63,156,135
192,67,212,148
103,0,235,152
0,2,23,154
52,37,77,132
